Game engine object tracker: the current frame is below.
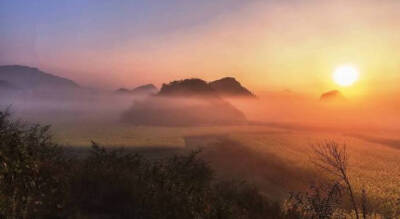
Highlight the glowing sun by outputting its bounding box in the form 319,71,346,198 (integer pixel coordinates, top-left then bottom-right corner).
333,65,359,86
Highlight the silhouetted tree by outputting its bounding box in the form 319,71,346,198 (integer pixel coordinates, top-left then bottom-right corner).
0,111,68,218
311,141,359,218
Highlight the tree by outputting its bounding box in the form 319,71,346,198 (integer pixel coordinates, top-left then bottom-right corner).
0,111,68,218
311,141,360,218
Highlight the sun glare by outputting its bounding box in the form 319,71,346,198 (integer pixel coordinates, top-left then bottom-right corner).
332,65,359,86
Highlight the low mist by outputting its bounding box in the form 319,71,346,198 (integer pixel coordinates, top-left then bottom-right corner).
226,92,400,134
121,96,246,126
1,89,399,135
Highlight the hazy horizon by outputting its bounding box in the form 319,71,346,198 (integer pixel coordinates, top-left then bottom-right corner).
1,1,400,217
2,0,400,98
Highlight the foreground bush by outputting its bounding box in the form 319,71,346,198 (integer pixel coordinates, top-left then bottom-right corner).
0,111,287,219
0,111,68,218
69,143,285,218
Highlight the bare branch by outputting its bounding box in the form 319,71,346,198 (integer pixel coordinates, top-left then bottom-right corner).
311,140,359,219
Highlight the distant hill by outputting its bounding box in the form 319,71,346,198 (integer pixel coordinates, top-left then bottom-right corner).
0,80,18,90
320,90,345,101
209,77,255,97
123,77,250,126
132,84,157,94
158,79,215,97
122,97,247,126
115,88,131,94
115,84,157,95
157,77,255,97
0,65,79,90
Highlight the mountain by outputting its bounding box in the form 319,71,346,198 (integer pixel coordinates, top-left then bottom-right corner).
157,77,255,98
115,84,157,95
0,65,79,90
132,84,157,95
122,78,249,126
158,79,216,97
115,88,131,94
0,80,18,90
209,77,255,97
122,96,247,126
320,90,345,101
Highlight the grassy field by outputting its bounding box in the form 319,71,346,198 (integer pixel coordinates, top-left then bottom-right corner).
48,119,400,216
229,131,400,216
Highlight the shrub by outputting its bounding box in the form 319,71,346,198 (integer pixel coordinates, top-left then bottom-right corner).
284,182,344,218
0,111,68,218
0,110,295,218
69,144,285,218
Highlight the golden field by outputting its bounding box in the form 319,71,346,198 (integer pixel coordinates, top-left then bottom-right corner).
51,121,400,216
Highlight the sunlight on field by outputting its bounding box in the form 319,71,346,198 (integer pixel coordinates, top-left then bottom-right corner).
52,123,282,147
53,122,400,215
229,132,400,215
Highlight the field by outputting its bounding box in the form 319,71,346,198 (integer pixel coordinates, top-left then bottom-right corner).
6,100,399,216
46,117,400,216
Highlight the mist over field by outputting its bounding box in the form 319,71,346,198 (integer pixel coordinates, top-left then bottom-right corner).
1,74,400,217
1,0,400,217
230,93,400,132
2,88,399,144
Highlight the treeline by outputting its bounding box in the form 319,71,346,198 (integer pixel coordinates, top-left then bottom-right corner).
0,110,398,218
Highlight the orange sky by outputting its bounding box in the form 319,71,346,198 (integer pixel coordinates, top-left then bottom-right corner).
2,0,400,97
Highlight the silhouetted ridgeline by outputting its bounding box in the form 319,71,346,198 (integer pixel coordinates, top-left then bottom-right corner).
158,78,216,97
115,84,158,96
122,78,251,126
0,65,79,90
158,77,255,97
209,77,255,97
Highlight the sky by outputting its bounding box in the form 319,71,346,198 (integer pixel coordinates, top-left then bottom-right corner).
1,0,400,96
